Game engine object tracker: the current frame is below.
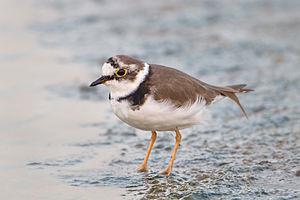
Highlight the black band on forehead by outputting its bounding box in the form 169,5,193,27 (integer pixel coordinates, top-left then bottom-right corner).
107,57,114,63
107,57,119,68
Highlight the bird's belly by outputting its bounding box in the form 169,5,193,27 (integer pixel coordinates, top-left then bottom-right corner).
110,97,207,131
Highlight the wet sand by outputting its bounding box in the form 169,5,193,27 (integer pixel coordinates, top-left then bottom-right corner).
1,0,300,199
0,0,123,199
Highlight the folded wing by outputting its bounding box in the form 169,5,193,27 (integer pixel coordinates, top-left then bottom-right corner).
148,64,253,118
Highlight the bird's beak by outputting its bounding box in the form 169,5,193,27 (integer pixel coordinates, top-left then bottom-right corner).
90,76,110,87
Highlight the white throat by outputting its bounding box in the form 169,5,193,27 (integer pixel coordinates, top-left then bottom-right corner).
106,63,150,99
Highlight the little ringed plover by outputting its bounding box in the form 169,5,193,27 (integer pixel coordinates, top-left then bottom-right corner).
90,55,253,176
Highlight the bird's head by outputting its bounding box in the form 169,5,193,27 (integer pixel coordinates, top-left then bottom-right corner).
90,55,150,98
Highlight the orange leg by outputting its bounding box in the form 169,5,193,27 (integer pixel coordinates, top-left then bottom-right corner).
138,131,157,172
160,128,182,176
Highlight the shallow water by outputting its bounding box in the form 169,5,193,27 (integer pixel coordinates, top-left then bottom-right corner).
1,0,300,199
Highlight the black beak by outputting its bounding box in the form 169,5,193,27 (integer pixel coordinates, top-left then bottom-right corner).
90,76,111,87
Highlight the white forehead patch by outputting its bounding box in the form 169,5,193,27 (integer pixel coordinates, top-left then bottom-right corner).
101,62,115,76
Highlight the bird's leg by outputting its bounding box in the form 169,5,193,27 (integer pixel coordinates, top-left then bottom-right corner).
138,131,157,172
160,128,182,176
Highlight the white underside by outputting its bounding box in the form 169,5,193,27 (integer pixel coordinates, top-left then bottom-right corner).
110,96,208,131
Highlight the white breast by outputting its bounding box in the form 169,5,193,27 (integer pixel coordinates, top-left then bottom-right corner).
110,96,208,131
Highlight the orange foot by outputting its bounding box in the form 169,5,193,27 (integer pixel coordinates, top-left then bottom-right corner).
159,166,172,176
137,164,148,172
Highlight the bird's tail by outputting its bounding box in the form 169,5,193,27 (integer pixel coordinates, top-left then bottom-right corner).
226,84,254,93
216,84,253,118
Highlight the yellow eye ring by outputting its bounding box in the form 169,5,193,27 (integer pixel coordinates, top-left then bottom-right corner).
115,68,127,77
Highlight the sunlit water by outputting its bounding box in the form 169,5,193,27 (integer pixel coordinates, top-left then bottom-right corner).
1,0,300,199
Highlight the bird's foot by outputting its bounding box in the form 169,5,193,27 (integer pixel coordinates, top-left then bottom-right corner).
159,166,172,176
137,164,148,172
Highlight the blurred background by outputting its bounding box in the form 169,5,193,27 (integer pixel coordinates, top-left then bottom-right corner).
0,0,299,199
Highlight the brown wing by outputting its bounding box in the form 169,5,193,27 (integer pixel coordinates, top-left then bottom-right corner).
148,64,219,107
148,64,253,117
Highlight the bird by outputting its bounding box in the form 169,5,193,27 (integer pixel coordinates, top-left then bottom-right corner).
90,55,253,176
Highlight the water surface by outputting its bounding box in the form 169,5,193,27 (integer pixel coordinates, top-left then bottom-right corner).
1,0,300,199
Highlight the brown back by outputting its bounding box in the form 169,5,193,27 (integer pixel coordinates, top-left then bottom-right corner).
148,64,253,117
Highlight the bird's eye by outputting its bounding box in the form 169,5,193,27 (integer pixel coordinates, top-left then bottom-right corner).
115,68,127,77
